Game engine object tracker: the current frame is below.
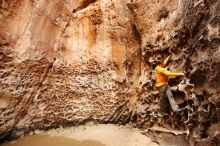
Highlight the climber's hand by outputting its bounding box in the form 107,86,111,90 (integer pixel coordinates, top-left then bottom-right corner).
179,73,185,76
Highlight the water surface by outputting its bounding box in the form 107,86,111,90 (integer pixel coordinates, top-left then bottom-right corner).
1,124,159,146
2,135,105,146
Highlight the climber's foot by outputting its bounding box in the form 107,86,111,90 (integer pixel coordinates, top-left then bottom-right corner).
175,107,186,113
160,111,169,116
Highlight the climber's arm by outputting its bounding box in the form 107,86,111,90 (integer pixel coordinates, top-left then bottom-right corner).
159,68,184,77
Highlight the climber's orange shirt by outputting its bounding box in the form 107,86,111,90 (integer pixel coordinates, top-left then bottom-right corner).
155,66,182,87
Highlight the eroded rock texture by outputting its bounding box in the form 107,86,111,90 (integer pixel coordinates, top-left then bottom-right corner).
0,0,140,139
0,0,219,145
126,0,220,145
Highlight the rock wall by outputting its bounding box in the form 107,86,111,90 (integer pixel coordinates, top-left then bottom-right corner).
126,0,220,145
0,0,219,145
0,0,141,138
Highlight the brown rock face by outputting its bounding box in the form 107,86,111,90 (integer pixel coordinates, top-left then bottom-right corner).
0,0,219,145
0,0,141,139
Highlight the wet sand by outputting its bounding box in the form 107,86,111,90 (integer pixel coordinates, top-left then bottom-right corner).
2,124,159,146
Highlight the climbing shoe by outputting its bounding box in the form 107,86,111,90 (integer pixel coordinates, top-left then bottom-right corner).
175,107,186,113
160,112,169,116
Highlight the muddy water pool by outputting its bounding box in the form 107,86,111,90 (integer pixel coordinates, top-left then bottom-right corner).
1,124,159,146
2,135,105,146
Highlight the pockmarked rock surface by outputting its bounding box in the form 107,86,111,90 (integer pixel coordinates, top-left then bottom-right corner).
0,0,219,145
0,0,140,139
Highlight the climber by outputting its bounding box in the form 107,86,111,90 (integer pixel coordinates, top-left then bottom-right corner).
155,55,185,115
